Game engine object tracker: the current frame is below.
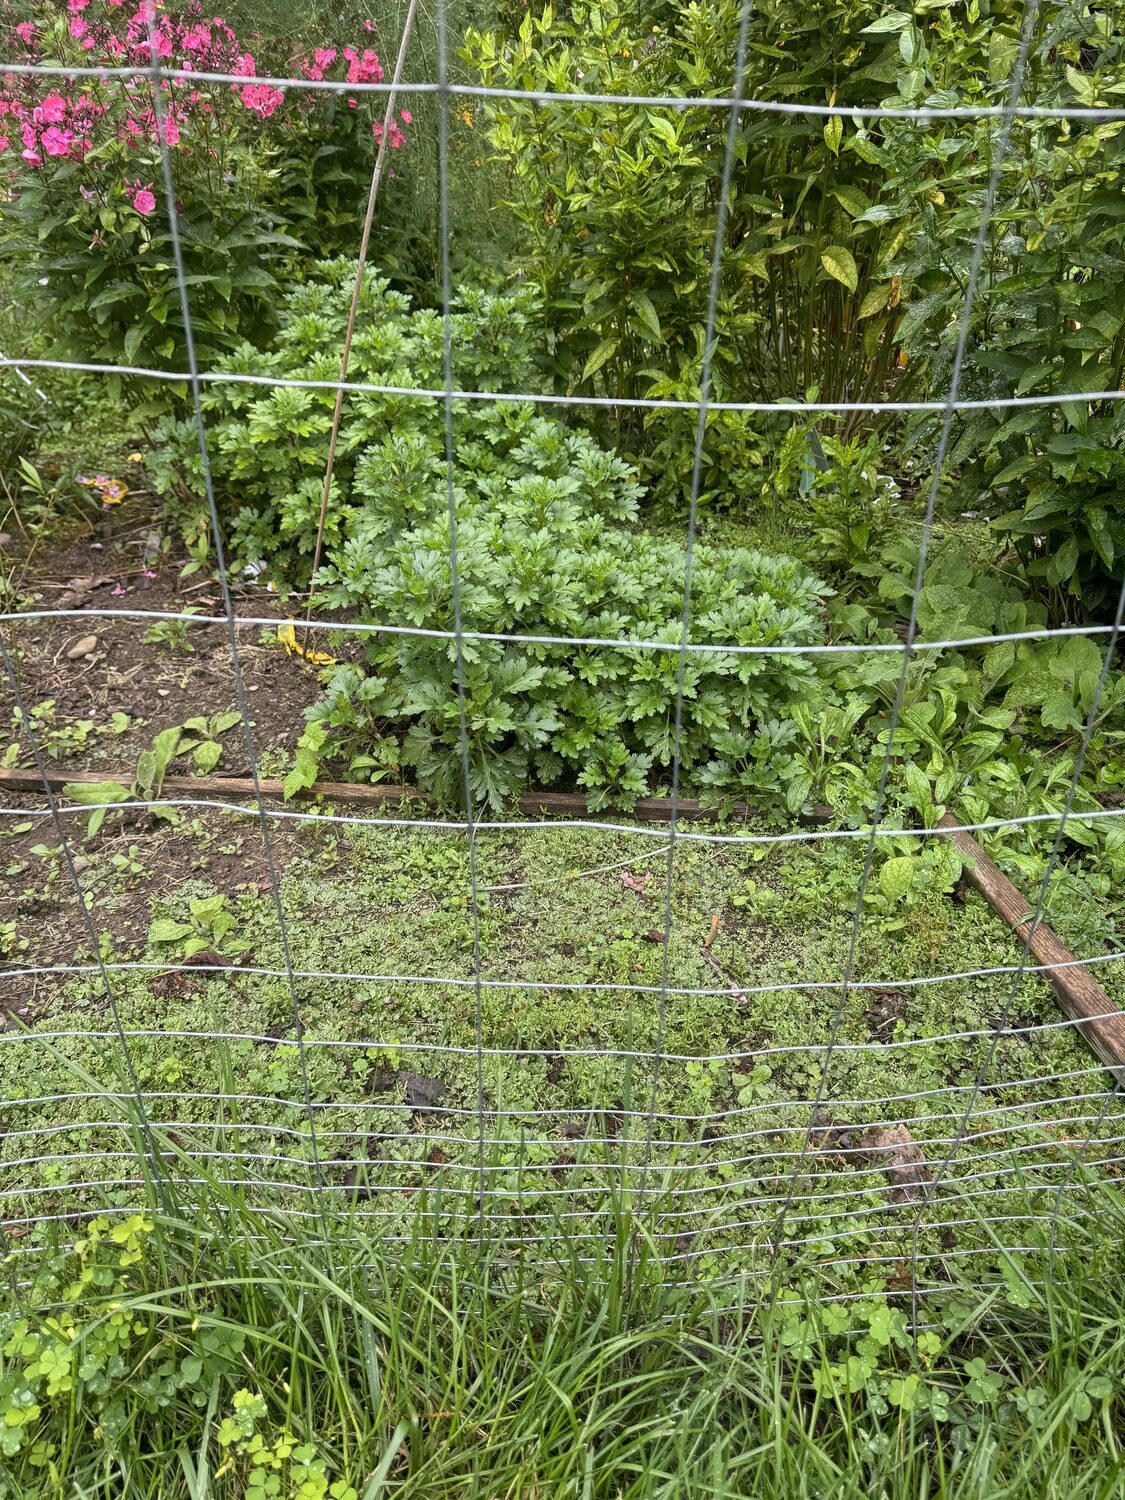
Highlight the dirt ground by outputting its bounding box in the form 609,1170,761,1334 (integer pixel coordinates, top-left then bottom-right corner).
1,505,329,1012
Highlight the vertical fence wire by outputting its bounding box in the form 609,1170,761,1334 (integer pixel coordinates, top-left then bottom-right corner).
637,0,757,1217
767,0,1045,1273
436,0,488,1215
144,18,330,1242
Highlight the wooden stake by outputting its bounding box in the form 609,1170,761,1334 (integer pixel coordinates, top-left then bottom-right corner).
304,0,420,633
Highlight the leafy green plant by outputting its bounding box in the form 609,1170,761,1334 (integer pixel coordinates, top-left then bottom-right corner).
62,714,241,835
216,1389,357,1500
0,917,27,962
150,264,828,811
806,432,899,580
177,711,242,774
0,1213,156,1464
143,609,202,653
4,701,133,768
147,893,249,960
62,724,181,837
108,846,148,886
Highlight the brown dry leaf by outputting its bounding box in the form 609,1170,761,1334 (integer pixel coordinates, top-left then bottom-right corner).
860,1124,933,1206
179,949,233,970
57,575,115,609
620,870,651,895
702,912,720,949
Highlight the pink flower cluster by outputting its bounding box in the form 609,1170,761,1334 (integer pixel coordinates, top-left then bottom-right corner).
240,82,284,118
373,113,410,151
344,47,384,85
0,1,409,189
301,47,337,83
0,87,109,165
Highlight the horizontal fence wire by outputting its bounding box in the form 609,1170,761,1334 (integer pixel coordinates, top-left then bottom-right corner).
4,605,1123,654
1,0,1123,1306
2,356,1125,415
2,56,1125,118
4,794,1125,848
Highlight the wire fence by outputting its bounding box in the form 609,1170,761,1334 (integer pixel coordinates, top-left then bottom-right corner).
1,0,1124,1305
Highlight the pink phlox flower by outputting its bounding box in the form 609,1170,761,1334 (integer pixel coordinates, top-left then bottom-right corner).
22,149,42,165
33,95,67,125
233,52,256,77
110,582,126,596
343,46,383,84
129,181,156,215
68,18,89,40
240,82,284,118
399,108,412,124
373,119,406,150
67,0,91,13
0,136,9,154
302,46,337,81
14,22,38,46
41,126,75,157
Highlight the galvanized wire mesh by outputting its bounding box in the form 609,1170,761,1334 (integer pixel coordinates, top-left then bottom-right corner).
1,0,1124,1304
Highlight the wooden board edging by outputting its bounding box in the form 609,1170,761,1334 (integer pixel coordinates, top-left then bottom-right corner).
939,812,1125,1081
0,765,834,828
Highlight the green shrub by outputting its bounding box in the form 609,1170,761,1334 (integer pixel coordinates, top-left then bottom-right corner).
150,261,828,810
461,0,959,500
892,4,1125,617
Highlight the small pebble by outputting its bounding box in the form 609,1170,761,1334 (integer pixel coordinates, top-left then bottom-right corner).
0,532,12,548
66,634,98,660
